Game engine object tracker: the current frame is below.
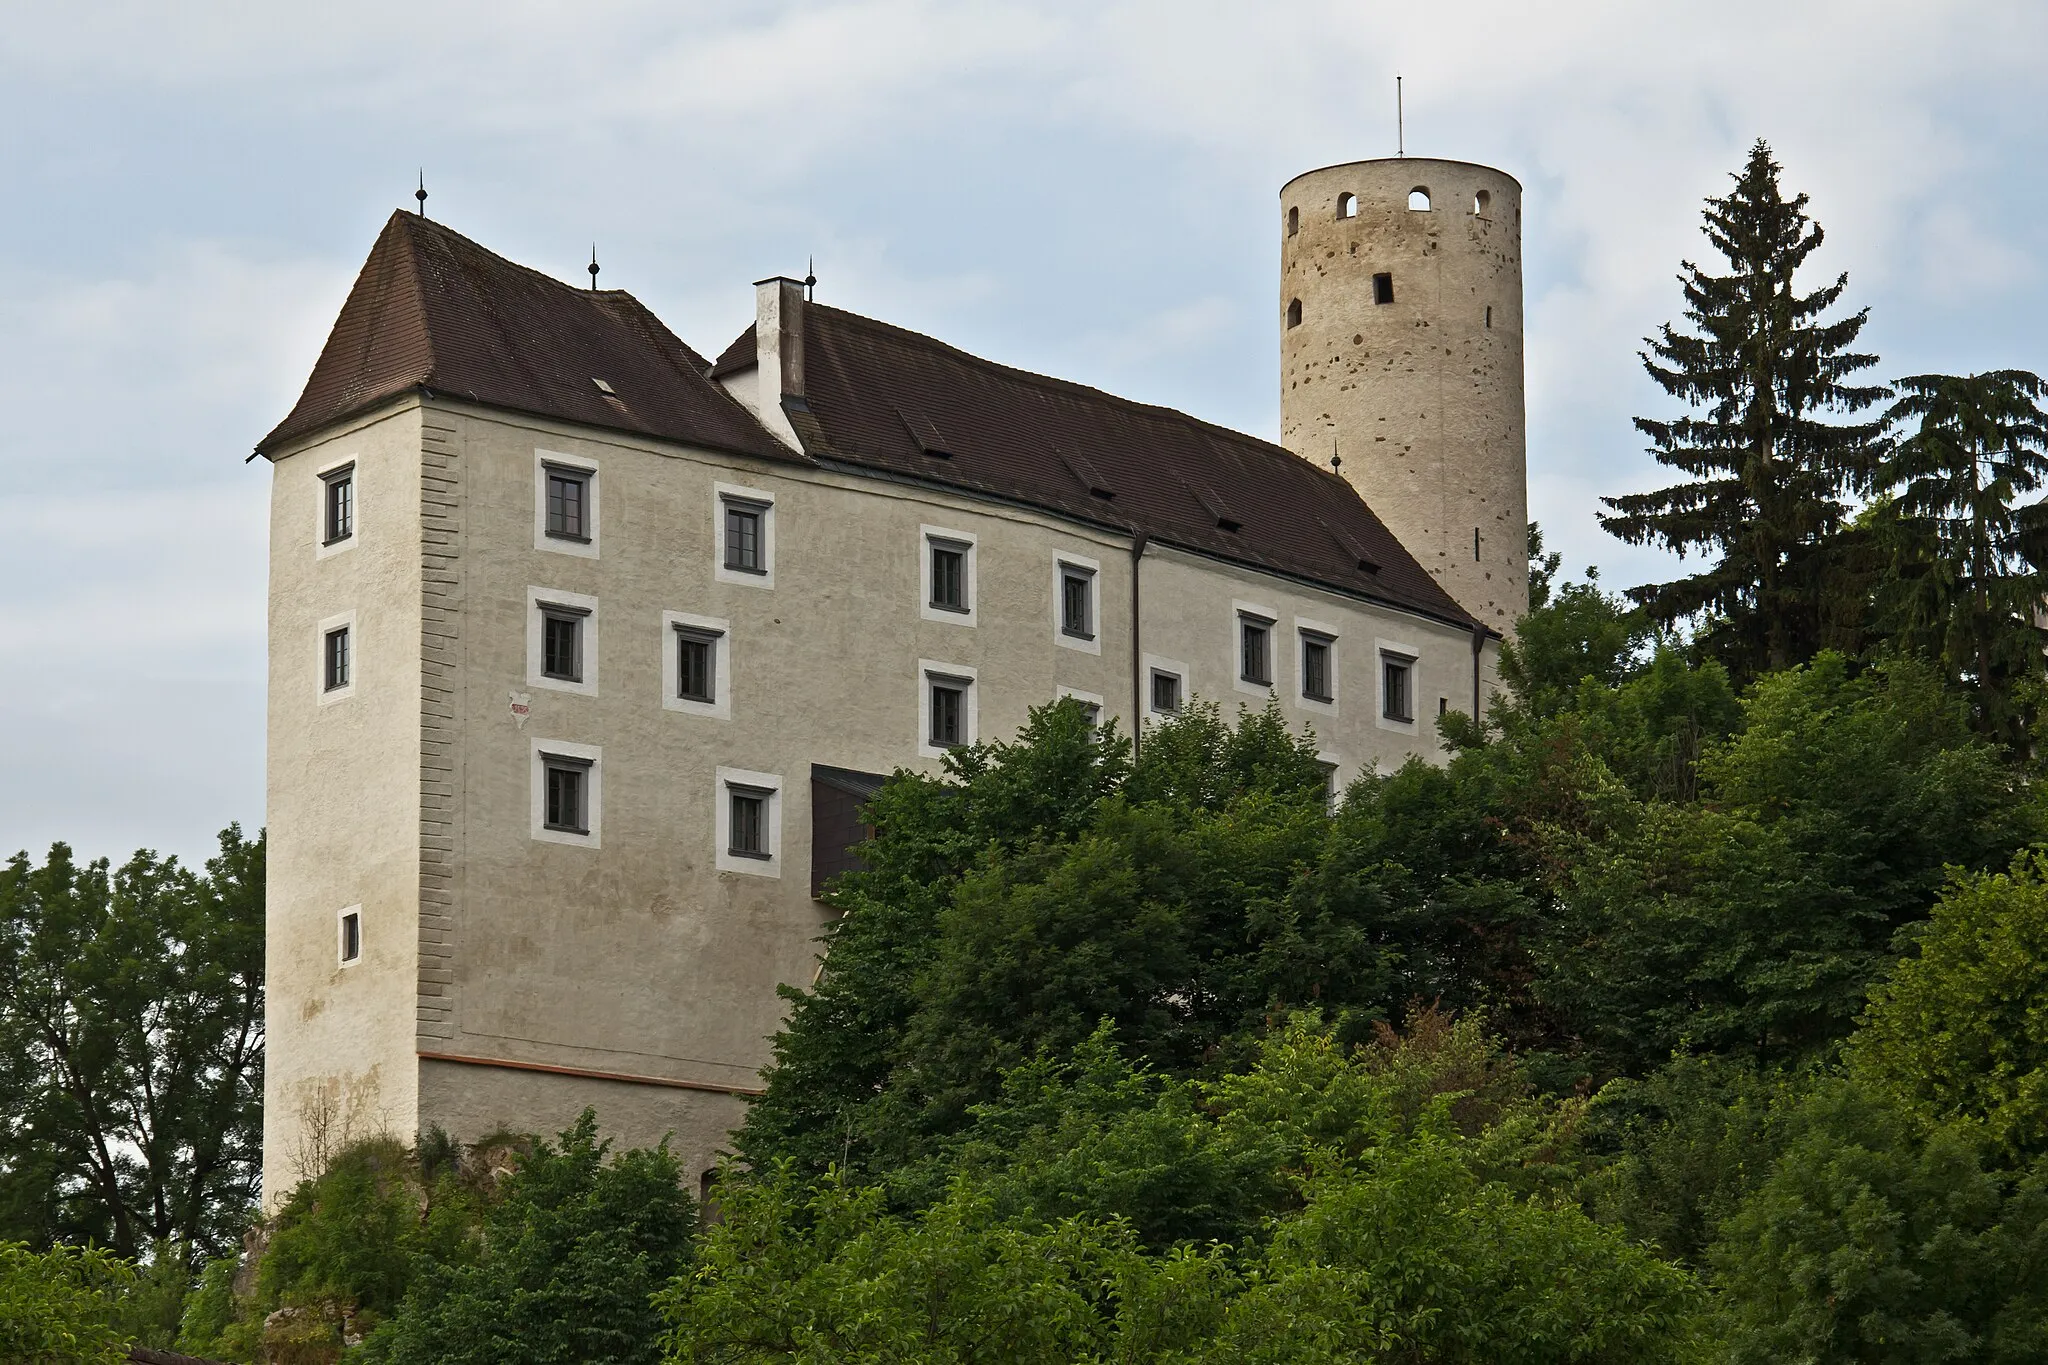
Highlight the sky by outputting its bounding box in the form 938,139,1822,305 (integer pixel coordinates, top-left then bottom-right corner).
1,0,2043,865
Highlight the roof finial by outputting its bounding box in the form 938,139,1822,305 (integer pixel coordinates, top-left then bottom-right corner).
416,170,428,218
1396,76,1404,158
1331,436,1342,472
588,244,600,291
804,255,817,302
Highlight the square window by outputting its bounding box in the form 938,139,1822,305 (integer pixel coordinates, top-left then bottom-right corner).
322,465,354,544
930,540,968,612
1060,565,1095,639
545,467,589,541
542,611,582,682
1151,669,1183,713
338,909,361,964
1239,616,1273,686
1302,633,1334,702
543,756,591,833
676,627,720,703
728,786,771,859
1382,654,1414,723
323,625,351,691
929,677,967,748
724,501,766,573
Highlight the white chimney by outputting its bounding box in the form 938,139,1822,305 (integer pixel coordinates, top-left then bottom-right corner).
751,275,805,449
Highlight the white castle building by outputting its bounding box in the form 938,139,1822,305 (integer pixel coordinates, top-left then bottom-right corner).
257,157,1527,1202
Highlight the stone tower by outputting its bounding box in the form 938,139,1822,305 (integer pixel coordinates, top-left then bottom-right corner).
1279,157,1527,632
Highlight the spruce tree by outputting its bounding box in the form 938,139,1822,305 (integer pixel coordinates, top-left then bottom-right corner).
1601,140,1888,676
1876,370,2048,741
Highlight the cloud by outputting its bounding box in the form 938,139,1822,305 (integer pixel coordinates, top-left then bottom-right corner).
0,0,2044,856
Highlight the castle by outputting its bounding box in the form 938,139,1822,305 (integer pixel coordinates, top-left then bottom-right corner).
257,156,1527,1203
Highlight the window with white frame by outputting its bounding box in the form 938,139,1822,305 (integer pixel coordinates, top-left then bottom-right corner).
316,610,356,702
1057,686,1104,731
1053,551,1102,655
716,484,776,586
321,463,355,545
324,624,351,691
1381,651,1415,724
1060,563,1096,640
662,610,731,719
921,526,977,622
528,588,598,695
1151,669,1182,713
1239,613,1274,686
1143,654,1189,716
544,756,590,833
338,907,362,965
715,767,782,876
919,661,978,756
1300,629,1336,704
532,739,601,845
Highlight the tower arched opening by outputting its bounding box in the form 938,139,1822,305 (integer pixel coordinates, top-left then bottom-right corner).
1337,193,1357,219
1407,187,1431,211
1287,206,1299,236
1473,189,1490,216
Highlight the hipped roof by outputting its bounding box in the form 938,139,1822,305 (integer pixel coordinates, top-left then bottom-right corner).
713,308,1479,630
261,213,1480,632
257,212,792,463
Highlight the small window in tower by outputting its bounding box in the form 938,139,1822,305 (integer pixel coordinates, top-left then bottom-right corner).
1287,206,1299,236
1486,305,1493,329
1408,187,1431,211
1373,273,1394,305
1474,189,1491,216
338,908,361,965
1286,298,1303,328
1337,192,1357,219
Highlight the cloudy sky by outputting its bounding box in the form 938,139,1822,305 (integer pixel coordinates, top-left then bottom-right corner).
1,1,2042,864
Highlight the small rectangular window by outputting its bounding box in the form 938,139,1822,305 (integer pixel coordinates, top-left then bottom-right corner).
1382,654,1414,723
322,466,354,544
728,786,771,859
1319,761,1339,806
1150,669,1182,714
339,910,361,964
545,467,589,541
676,626,720,703
1301,632,1334,702
542,756,591,833
1373,272,1395,305
541,611,582,682
930,540,968,612
929,677,967,748
323,626,351,691
1240,616,1272,686
1060,565,1095,639
724,501,766,573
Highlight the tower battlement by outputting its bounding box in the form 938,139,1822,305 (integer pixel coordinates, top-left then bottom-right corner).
1280,157,1528,631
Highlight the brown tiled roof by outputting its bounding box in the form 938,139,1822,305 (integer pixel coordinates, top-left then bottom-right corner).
719,307,1480,631
257,212,795,463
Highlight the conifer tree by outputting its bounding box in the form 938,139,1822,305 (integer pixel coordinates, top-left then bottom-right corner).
1601,140,1888,676
1875,370,2048,741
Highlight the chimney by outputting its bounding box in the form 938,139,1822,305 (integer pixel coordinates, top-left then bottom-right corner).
752,276,806,449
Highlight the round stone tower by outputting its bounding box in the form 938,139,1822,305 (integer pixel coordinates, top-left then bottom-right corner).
1279,158,1527,632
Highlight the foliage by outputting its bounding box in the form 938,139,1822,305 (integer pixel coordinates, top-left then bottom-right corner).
1710,1081,2048,1363
0,1240,135,1365
1600,139,1887,676
664,1017,1703,1365
1536,653,2035,1074
1851,856,2048,1155
1873,369,2048,744
1580,1053,1806,1264
736,696,1360,1189
0,826,265,1261
357,1112,694,1365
